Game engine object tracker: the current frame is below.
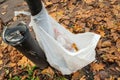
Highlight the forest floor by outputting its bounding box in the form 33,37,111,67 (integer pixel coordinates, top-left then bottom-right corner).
0,0,120,80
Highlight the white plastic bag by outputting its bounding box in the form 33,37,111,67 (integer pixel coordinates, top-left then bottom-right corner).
15,5,101,75
30,6,101,75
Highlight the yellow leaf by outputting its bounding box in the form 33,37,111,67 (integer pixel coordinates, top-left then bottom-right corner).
94,74,100,80
101,40,111,47
109,76,115,80
8,63,16,67
0,60,3,65
45,1,53,6
91,62,105,72
118,78,120,80
80,76,86,80
117,48,120,52
72,43,79,52
72,71,80,80
17,56,35,67
1,42,8,50
41,67,55,78
0,37,2,43
0,50,3,58
84,0,95,4
97,30,105,37
1,11,7,15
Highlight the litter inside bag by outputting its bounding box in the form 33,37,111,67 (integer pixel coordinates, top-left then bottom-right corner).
54,28,79,52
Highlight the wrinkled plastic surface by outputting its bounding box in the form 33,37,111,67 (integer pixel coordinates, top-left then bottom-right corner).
29,6,100,75
15,5,101,75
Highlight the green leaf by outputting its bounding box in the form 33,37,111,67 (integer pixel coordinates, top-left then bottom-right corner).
54,77,68,80
35,77,39,80
13,76,21,80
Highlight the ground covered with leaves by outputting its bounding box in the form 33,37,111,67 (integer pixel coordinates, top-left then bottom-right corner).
0,0,120,80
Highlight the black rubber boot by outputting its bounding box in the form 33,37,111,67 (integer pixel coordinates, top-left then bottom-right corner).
2,21,49,69
25,0,42,16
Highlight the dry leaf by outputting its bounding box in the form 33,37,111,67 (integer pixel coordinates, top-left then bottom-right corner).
67,1,75,11
0,50,3,58
72,71,80,80
72,43,79,52
94,73,100,80
17,56,35,67
8,63,16,67
2,5,8,9
1,12,6,15
0,37,2,44
51,0,60,3
45,1,53,6
101,40,111,47
118,78,120,80
73,24,84,33
13,16,18,21
22,2,27,6
0,69,6,80
97,30,105,37
99,71,109,80
109,76,115,80
80,76,86,80
7,45,13,52
41,67,55,78
84,0,95,4
50,12,57,20
1,42,8,50
56,10,64,21
116,39,120,49
0,60,3,65
91,63,105,72
21,75,28,80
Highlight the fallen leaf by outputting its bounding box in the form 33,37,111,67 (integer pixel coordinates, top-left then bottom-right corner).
67,1,75,11
1,42,8,50
80,75,86,80
109,76,115,80
111,32,119,41
1,11,6,15
0,60,3,65
101,40,111,47
21,75,28,80
45,1,53,6
13,16,18,21
0,50,3,58
7,45,13,52
51,0,60,3
2,5,8,9
99,71,109,80
90,62,105,72
116,39,120,49
118,78,120,80
94,73,100,80
97,30,105,37
22,2,27,6
8,63,16,67
72,71,80,80
17,56,35,67
0,69,6,80
0,37,2,44
41,67,55,78
84,0,95,4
